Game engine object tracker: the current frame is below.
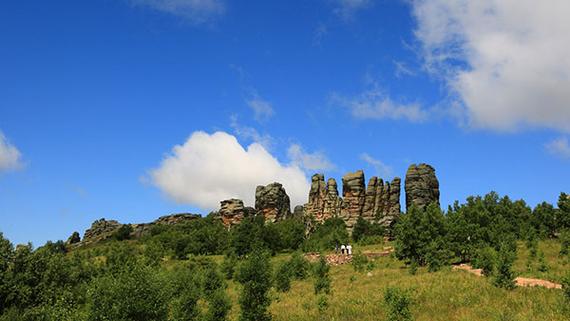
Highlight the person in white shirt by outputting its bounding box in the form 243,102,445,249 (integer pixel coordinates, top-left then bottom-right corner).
340,244,346,255
347,244,352,256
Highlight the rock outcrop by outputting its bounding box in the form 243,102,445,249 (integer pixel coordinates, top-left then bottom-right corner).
304,170,401,233
82,218,122,245
255,182,291,223
362,177,401,227
154,213,200,225
341,170,366,230
405,163,440,210
219,199,255,229
67,231,81,245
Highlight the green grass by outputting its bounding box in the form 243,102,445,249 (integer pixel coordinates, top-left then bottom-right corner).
514,239,569,283
224,241,569,321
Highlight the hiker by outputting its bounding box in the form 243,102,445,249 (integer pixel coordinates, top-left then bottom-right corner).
334,243,339,254
347,244,353,256
341,244,346,255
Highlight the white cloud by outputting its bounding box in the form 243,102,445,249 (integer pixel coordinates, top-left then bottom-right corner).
546,137,570,159
246,95,274,123
0,132,23,172
334,0,372,20
149,131,310,210
331,86,427,123
412,0,570,132
229,115,273,150
287,144,335,171
393,60,416,78
130,0,225,23
360,153,392,177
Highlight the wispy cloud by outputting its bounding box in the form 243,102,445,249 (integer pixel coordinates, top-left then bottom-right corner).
246,94,274,123
331,85,427,123
360,153,392,177
287,144,335,171
312,23,328,46
0,131,23,172
230,115,273,150
546,137,570,159
130,0,225,24
393,60,416,78
334,0,373,21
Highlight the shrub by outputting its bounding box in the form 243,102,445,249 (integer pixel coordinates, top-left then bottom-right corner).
384,287,413,321
205,289,231,321
87,263,168,321
317,295,329,313
562,271,570,301
473,246,497,277
537,251,549,273
220,253,238,280
203,264,225,299
408,260,418,275
493,245,516,290
560,229,570,256
236,250,272,321
274,261,292,292
313,255,331,295
113,224,133,241
351,251,368,273
288,251,310,280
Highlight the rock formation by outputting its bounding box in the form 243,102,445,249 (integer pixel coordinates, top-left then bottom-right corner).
255,182,291,223
405,163,440,210
82,218,122,245
341,170,366,230
292,205,305,219
303,170,401,233
219,199,253,229
66,231,80,245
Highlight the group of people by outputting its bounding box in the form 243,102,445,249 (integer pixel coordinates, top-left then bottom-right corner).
335,244,353,255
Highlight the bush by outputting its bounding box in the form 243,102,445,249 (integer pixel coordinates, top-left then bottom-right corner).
384,287,413,321
473,247,497,277
220,253,238,280
313,256,331,295
562,271,570,302
560,229,570,256
288,251,310,280
274,261,292,292
537,251,549,272
113,224,133,241
205,289,231,321
87,263,168,321
236,250,272,321
203,264,225,299
317,295,329,313
351,251,368,273
352,217,385,243
302,218,349,252
493,245,516,290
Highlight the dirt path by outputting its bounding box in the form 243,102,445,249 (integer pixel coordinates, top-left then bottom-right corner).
452,264,562,289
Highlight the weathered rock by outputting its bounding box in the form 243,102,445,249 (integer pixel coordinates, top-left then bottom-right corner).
405,163,440,210
362,176,401,228
304,174,327,220
255,182,291,223
323,178,343,221
292,205,305,219
67,231,81,245
82,218,122,245
219,199,249,229
154,213,200,225
341,170,366,230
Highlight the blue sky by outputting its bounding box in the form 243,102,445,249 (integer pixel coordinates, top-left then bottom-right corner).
1,0,569,246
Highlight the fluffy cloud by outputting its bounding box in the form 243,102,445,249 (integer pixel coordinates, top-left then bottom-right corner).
332,87,427,123
130,0,225,23
229,115,273,150
287,144,335,171
360,153,392,177
246,95,274,123
150,131,310,210
412,0,570,132
546,137,570,159
0,132,23,172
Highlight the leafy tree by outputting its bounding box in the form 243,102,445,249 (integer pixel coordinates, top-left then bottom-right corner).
395,204,447,267
205,289,231,321
313,255,331,295
231,216,266,257
352,217,384,243
87,263,168,321
384,287,413,321
532,202,557,238
473,246,496,277
203,264,225,299
288,251,310,280
302,218,348,252
493,245,516,290
562,270,570,302
0,233,14,314
220,253,238,280
236,250,272,321
273,218,305,251
557,193,570,232
351,251,368,273
560,229,570,256
274,261,292,292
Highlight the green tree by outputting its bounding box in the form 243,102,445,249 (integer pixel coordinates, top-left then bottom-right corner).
313,255,331,295
473,247,496,276
557,193,570,232
384,287,413,321
288,251,310,280
205,289,231,321
236,250,272,321
274,261,292,292
113,224,133,241
532,202,557,238
220,253,238,280
493,245,516,290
